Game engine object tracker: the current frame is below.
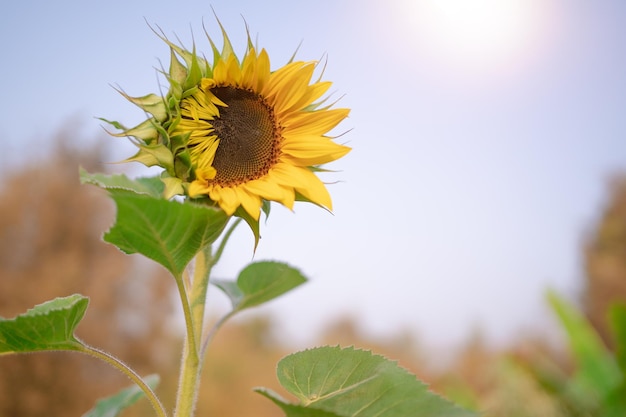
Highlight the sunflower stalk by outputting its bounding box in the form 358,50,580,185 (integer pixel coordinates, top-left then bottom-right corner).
173,268,202,417
175,219,241,416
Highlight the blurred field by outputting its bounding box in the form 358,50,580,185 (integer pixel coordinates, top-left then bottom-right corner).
1,135,624,417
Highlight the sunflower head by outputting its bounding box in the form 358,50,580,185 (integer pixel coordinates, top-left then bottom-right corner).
105,20,350,238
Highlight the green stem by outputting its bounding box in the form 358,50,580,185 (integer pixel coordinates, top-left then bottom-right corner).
173,220,241,416
201,310,235,359
79,344,167,417
190,247,213,346
211,218,242,267
173,272,201,417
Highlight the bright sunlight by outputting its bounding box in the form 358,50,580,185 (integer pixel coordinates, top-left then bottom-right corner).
403,0,550,78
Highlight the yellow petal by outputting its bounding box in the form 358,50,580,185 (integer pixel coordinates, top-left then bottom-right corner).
254,49,271,92
234,186,262,220
281,136,351,166
283,108,350,136
243,178,295,210
189,179,210,197
209,186,239,215
263,61,308,100
271,63,315,115
270,164,332,209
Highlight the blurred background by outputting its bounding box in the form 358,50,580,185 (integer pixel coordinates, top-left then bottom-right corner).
1,0,626,416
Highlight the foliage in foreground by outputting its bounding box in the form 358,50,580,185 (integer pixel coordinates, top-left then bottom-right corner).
0,171,476,417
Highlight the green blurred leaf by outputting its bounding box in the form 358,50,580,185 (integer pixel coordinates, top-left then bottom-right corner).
0,295,88,354
610,303,626,373
104,190,229,277
601,386,626,417
80,169,164,198
601,304,626,417
547,290,622,401
82,374,160,417
213,261,307,312
256,346,476,417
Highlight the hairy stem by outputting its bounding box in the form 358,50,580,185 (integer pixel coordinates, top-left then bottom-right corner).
173,220,241,416
173,272,201,417
201,310,235,359
190,247,213,348
80,344,167,417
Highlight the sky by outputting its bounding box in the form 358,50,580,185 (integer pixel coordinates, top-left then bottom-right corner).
2,0,626,352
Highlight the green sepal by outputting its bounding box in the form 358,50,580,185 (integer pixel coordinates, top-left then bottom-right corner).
124,144,175,174
174,149,193,182
80,168,165,198
168,47,188,87
205,15,238,66
0,295,89,354
180,85,199,99
153,28,207,72
295,191,331,213
182,44,203,92
168,78,184,103
161,174,185,199
115,90,168,122
169,133,194,181
234,205,261,251
108,118,160,143
262,200,271,220
98,117,128,132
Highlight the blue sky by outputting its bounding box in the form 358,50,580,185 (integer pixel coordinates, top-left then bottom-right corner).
2,0,626,351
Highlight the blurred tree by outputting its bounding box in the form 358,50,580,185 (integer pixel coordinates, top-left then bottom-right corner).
584,176,626,349
0,133,179,416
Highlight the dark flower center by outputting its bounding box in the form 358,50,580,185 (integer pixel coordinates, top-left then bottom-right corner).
209,87,281,186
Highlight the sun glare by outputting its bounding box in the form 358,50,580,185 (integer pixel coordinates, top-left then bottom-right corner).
402,0,549,79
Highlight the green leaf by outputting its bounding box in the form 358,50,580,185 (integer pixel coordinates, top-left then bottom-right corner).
213,261,307,312
610,303,626,373
0,295,88,354
601,304,626,417
80,168,165,198
82,374,160,417
104,190,229,277
212,280,244,307
547,290,622,401
256,389,340,417
256,346,476,417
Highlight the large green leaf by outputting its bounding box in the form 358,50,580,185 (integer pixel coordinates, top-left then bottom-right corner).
82,374,160,417
213,261,307,312
79,168,164,198
601,304,626,417
0,295,88,354
610,304,626,373
547,290,622,402
104,190,229,277
256,346,476,417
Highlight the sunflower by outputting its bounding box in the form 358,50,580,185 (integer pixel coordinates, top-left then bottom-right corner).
107,22,350,225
